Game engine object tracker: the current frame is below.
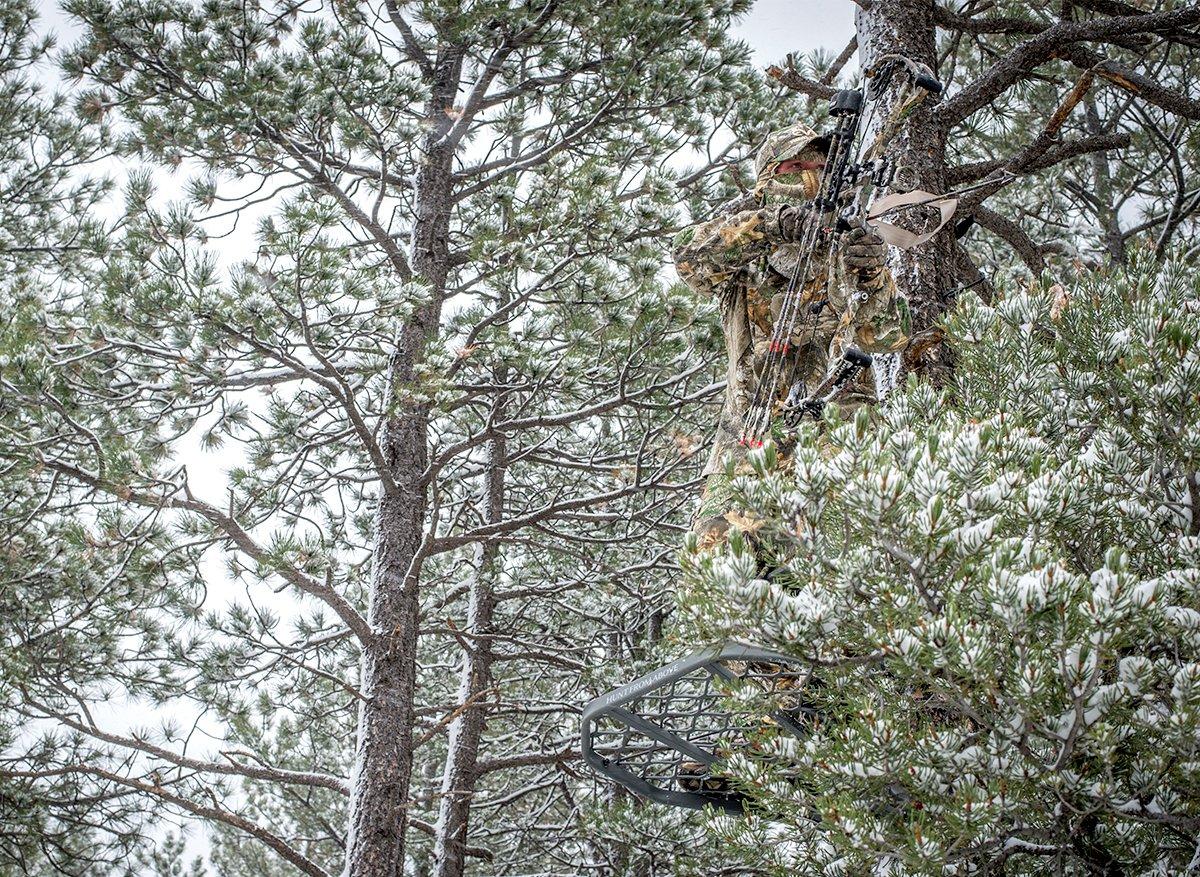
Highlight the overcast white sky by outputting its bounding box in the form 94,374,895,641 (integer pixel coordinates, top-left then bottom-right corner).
732,0,855,65
37,0,857,67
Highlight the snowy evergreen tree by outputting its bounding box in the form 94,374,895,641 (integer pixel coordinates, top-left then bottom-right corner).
677,256,1200,874
5,0,1199,871
0,0,789,873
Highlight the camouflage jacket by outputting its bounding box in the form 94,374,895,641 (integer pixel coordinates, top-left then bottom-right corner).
674,195,908,477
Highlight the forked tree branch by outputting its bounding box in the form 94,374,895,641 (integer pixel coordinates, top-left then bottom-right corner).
766,58,838,100
974,206,1069,274
1060,45,1200,120
947,132,1130,184
940,6,1200,125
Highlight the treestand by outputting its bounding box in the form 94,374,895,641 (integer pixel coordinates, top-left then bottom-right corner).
581,642,811,814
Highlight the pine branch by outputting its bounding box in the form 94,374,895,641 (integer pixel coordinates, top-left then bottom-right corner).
0,764,329,877
22,697,350,795
940,6,1200,125
1060,45,1200,120
33,457,374,645
946,132,1130,184
949,72,1107,214
210,318,399,497
435,0,566,151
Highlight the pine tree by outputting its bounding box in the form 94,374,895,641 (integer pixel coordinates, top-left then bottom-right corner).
2,0,784,873
0,1,136,870
677,256,1200,874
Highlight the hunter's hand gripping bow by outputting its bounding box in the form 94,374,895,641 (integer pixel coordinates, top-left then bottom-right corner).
740,56,949,445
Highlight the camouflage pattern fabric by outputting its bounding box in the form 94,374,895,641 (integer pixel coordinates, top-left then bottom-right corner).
674,122,910,538
753,121,829,202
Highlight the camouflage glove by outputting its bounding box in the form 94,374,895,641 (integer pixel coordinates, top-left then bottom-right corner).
843,227,886,278
770,204,810,242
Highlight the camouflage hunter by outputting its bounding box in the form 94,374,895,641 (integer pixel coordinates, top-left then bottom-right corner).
673,122,910,542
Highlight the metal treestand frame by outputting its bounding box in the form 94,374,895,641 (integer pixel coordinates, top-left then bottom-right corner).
581,642,810,814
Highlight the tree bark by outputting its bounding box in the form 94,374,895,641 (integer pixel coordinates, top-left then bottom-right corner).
1084,96,1128,263
431,428,503,877
344,49,462,877
855,0,956,331
431,272,510,875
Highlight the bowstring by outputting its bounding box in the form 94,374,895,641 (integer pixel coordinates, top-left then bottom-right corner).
742,91,877,443
788,83,903,420
740,133,843,443
823,89,884,363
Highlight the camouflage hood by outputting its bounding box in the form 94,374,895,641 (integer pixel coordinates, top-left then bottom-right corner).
753,122,830,203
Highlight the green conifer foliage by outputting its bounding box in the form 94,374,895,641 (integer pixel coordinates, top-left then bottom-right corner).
0,1,145,869
2,0,785,872
677,257,1200,874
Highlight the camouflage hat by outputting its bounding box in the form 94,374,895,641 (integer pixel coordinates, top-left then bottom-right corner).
753,122,830,190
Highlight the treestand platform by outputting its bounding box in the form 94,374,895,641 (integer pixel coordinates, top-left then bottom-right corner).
581,642,812,814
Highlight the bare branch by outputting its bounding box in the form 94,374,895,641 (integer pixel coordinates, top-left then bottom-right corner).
766,57,837,99
1067,0,1200,47
932,6,1046,35
408,817,493,860
822,36,858,86
1061,45,1200,120
383,0,434,75
974,206,1066,274
947,132,1130,184
475,745,578,775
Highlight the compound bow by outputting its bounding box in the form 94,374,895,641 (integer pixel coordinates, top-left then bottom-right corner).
741,55,953,445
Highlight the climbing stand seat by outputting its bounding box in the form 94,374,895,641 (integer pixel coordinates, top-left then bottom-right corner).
581,642,812,814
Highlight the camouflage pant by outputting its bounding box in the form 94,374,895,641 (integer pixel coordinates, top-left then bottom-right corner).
691,472,737,550
692,396,885,551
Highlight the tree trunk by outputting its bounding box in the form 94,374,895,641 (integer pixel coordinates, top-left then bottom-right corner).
431,429,503,877
856,0,955,331
345,50,461,877
1085,96,1128,263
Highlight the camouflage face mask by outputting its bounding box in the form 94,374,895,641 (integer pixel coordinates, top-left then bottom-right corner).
759,166,822,205
754,122,829,204
758,143,825,206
